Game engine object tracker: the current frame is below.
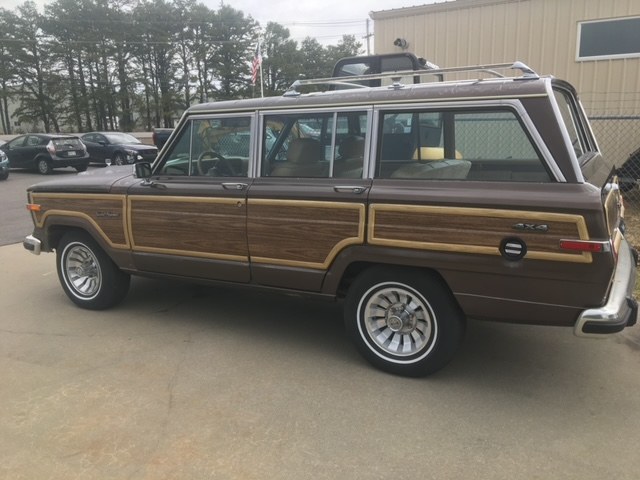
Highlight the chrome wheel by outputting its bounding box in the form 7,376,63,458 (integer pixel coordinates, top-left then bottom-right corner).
345,267,464,376
62,242,102,299
56,232,130,310
358,282,437,360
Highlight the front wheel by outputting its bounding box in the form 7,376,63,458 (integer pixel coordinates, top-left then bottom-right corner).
113,153,125,166
344,267,465,377
56,231,130,310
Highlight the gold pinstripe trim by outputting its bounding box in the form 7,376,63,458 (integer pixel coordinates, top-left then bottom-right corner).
368,204,593,264
30,193,129,249
248,199,366,269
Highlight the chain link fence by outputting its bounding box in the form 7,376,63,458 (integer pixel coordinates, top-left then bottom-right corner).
590,116,640,208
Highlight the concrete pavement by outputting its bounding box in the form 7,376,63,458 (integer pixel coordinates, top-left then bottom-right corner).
1,242,639,479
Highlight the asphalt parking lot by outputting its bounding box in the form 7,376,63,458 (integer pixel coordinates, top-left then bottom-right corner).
1,169,640,479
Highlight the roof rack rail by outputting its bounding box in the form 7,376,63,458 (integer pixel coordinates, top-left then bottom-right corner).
285,61,538,95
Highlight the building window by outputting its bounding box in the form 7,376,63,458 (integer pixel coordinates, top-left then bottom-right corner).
577,16,640,61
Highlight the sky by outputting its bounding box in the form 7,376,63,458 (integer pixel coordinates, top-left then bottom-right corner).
213,0,439,47
2,0,443,50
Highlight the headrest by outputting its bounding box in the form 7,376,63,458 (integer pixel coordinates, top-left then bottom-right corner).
287,138,323,164
339,136,365,159
412,147,462,161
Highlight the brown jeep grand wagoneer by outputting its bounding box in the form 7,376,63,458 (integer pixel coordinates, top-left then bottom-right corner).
23,61,637,376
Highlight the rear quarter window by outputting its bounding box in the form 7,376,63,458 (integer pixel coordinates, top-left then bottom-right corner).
376,108,551,182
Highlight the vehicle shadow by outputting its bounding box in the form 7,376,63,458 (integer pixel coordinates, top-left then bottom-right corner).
121,276,611,388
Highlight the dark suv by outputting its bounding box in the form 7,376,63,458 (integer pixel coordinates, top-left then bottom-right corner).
0,134,90,174
23,61,638,377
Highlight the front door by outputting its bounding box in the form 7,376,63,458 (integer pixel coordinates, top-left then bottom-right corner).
127,115,254,283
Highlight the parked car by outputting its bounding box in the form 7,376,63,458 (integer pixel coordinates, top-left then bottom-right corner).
81,132,158,166
0,148,9,180
23,59,637,377
152,128,173,149
0,134,89,174
616,146,640,192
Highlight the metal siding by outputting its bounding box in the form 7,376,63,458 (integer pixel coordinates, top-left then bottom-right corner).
372,0,640,111
372,0,640,164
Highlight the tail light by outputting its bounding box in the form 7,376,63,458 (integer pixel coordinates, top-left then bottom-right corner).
559,239,611,253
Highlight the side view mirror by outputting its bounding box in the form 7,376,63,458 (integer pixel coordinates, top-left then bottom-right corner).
135,162,152,179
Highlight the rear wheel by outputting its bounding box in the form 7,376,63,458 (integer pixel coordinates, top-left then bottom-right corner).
75,164,88,172
344,266,465,377
37,158,52,175
56,231,130,310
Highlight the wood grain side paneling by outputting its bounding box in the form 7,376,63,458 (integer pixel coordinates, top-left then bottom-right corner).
30,193,128,247
128,196,247,261
247,200,365,269
369,204,592,263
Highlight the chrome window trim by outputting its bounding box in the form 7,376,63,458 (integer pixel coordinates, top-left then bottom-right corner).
546,80,585,183
257,106,373,179
157,112,254,178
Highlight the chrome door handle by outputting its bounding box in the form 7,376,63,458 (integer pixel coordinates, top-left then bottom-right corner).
222,183,248,191
333,185,369,194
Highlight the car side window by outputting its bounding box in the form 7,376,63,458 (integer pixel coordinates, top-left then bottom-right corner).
8,136,26,149
262,110,368,178
376,109,551,182
157,116,251,177
26,136,42,147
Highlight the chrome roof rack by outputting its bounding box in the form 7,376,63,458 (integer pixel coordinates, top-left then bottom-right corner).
284,61,539,96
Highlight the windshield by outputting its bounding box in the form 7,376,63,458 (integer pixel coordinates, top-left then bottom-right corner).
104,133,140,144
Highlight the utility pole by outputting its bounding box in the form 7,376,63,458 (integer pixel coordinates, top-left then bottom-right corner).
364,18,373,55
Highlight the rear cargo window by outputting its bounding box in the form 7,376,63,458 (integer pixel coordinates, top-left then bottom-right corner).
52,138,82,148
376,109,551,182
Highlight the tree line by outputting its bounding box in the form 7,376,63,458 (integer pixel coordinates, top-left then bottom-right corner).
0,0,362,134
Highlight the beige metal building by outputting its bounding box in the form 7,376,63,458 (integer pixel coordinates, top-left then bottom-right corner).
371,0,640,166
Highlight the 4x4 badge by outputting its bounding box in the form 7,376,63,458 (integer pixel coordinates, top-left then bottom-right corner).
512,223,549,232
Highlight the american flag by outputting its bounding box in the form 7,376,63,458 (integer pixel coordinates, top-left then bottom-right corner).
251,40,262,86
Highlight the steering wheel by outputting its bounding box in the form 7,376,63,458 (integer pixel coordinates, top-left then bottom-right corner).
196,150,236,176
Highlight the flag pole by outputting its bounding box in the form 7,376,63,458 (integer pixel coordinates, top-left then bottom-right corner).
252,38,264,98
260,53,264,98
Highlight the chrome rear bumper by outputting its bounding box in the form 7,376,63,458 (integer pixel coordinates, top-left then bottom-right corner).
574,236,637,336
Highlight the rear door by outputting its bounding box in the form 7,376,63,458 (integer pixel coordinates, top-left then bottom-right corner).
367,101,609,325
126,114,253,283
82,133,107,163
247,108,372,291
23,135,46,167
